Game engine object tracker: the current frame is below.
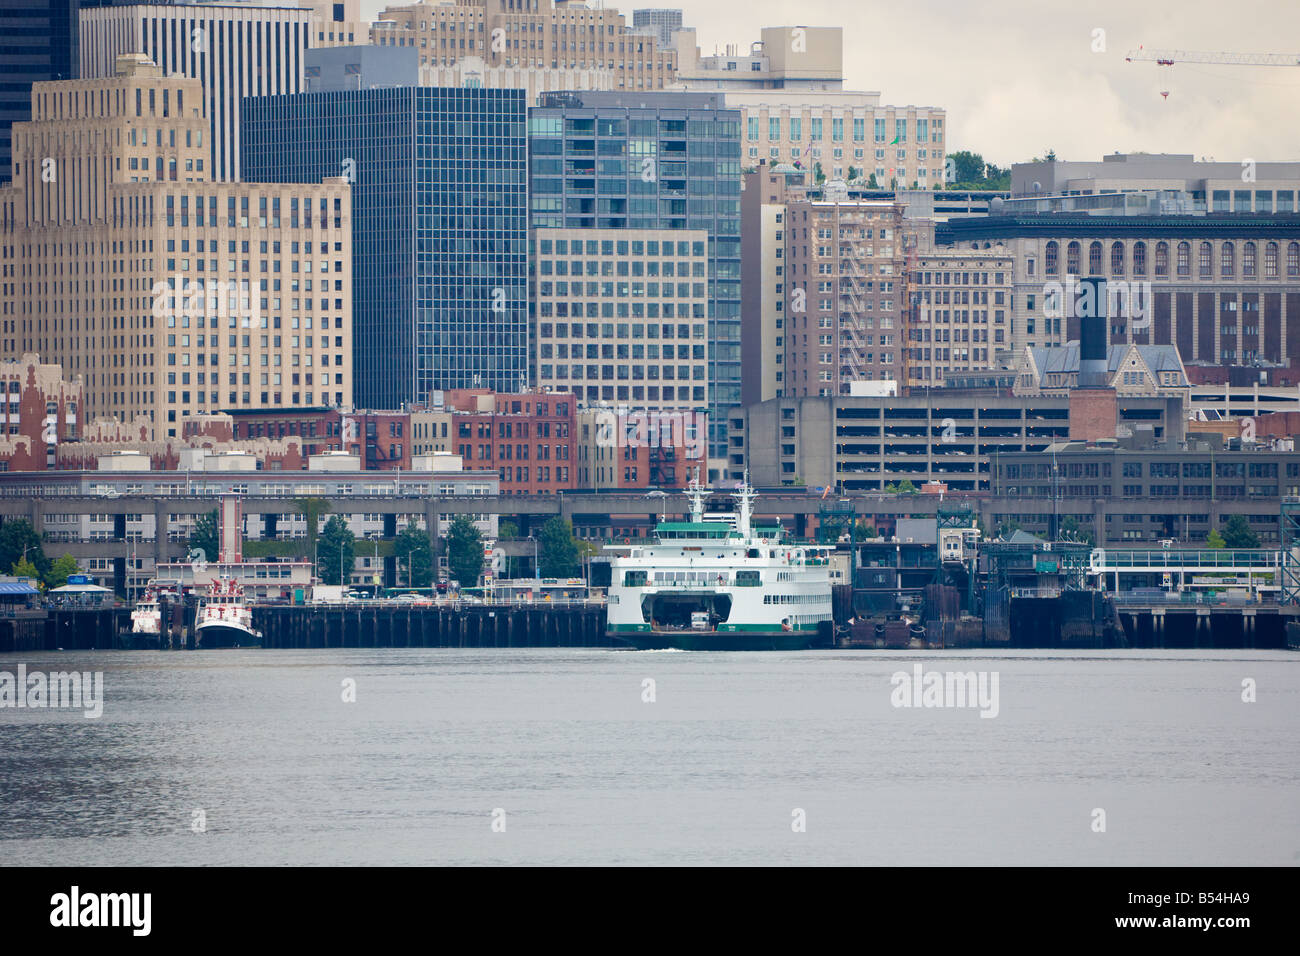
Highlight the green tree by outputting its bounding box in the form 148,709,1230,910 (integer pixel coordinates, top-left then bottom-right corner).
847,165,861,181
316,515,355,586
947,150,985,185
498,519,520,539
537,516,581,578
866,173,879,188
394,522,434,588
1220,515,1259,549
1206,528,1226,549
996,520,1022,540
12,556,41,582
0,518,48,580
187,508,219,564
1058,516,1095,545
445,515,484,590
897,479,917,495
813,161,825,184
45,553,80,589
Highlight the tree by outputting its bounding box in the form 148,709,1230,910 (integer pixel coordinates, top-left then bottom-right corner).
947,150,985,185
45,553,80,590
187,509,218,564
996,520,1022,540
1058,516,1095,545
897,479,917,495
498,519,520,539
813,161,825,184
866,173,879,188
1206,528,1226,549
12,556,41,582
1220,515,1260,549
0,518,48,580
537,516,581,578
445,515,484,590
1044,148,1058,162
394,522,434,588
847,165,861,181
315,515,355,586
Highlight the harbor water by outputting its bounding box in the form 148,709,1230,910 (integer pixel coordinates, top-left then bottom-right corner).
1,648,1297,865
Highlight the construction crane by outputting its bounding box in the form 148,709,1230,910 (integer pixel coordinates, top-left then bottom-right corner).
1125,49,1300,67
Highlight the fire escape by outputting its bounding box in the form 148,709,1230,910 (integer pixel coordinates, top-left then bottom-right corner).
837,220,871,393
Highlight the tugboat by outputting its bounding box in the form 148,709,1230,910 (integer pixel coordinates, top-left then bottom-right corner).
194,577,262,648
130,588,164,640
604,473,834,650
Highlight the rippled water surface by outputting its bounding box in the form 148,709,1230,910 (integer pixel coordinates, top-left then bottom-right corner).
1,648,1297,865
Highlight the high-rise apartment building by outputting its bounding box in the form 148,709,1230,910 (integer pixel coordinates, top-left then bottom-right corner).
527,90,741,474
373,0,677,92
0,55,353,436
782,198,908,396
906,252,1013,387
531,227,709,410
631,8,682,51
79,2,312,181
242,76,528,409
739,163,795,406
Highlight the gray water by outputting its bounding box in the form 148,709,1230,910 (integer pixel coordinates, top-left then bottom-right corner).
1,648,1297,866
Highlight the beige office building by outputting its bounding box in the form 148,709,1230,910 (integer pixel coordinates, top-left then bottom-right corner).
374,0,676,92
739,163,795,406
673,26,844,91
0,56,353,440
730,91,946,189
906,252,1013,386
531,227,709,410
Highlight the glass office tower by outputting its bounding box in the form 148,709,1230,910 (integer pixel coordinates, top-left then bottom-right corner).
528,91,742,464
242,84,528,409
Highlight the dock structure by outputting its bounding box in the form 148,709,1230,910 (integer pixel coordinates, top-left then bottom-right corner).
255,603,613,649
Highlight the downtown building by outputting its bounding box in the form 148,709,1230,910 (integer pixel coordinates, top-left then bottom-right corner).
372,0,677,91
0,55,353,437
527,89,741,477
241,52,529,409
78,1,313,182
938,215,1300,366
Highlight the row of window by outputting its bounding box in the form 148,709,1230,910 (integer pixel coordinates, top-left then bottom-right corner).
1042,240,1300,279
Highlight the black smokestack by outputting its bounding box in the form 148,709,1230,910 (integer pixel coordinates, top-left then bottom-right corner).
1076,276,1107,388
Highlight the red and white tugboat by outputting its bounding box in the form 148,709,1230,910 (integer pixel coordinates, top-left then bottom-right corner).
194,577,262,648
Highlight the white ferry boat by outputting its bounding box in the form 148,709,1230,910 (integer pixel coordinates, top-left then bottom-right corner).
605,476,834,650
194,577,262,648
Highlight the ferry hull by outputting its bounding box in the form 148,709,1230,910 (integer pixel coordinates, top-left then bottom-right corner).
612,629,820,651
194,622,261,648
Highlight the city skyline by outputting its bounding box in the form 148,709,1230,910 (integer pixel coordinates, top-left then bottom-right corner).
355,0,1300,167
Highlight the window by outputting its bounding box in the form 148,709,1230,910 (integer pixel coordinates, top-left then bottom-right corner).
1110,241,1125,276
1265,242,1279,278
1066,241,1081,275
1177,241,1191,277
1045,240,1059,276
1221,242,1235,278
1199,241,1213,279
1154,241,1168,277
1243,241,1256,278
1088,241,1103,275
1133,241,1147,277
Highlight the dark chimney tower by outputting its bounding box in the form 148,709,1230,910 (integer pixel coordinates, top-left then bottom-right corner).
1077,276,1107,388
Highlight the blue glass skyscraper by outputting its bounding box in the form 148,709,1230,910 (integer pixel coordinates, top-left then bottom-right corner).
528,91,742,462
242,78,528,409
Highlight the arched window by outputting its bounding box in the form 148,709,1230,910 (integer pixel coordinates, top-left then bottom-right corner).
1045,240,1059,276
1265,241,1279,279
1089,241,1103,275
1220,241,1235,278
1154,241,1169,277
1243,241,1256,278
1133,241,1147,276
1111,241,1125,275
1067,241,1081,275
1199,241,1213,279
1177,241,1190,277
1287,242,1299,278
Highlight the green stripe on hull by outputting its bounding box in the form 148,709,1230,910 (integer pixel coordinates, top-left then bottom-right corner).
611,630,819,651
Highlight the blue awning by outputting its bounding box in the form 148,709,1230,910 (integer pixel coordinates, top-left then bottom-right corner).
0,582,38,595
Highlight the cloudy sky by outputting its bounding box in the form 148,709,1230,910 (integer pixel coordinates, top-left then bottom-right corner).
360,0,1300,167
